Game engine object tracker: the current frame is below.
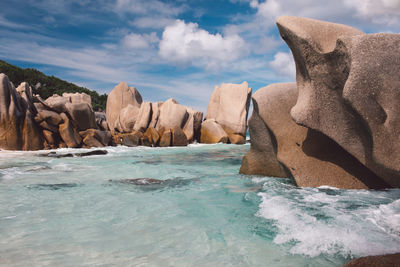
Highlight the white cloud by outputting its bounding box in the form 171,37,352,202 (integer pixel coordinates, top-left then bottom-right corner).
269,52,295,80
345,0,400,26
159,20,248,69
121,32,159,49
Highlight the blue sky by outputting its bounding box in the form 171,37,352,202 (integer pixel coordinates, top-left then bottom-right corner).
0,0,399,111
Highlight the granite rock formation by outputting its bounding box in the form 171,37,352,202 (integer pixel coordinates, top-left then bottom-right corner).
202,82,251,144
277,16,400,187
106,81,142,133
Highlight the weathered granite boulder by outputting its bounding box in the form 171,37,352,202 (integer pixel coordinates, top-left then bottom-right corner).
171,127,188,146
142,127,160,147
79,129,111,147
106,82,142,132
240,83,387,189
95,112,109,131
65,102,97,131
115,104,140,133
158,98,188,130
277,16,400,187
200,119,229,144
159,128,172,147
62,92,91,106
0,75,44,150
343,253,400,267
45,94,69,113
205,82,251,138
133,101,152,132
59,113,82,148
149,102,162,129
183,108,203,143
15,82,44,150
112,131,142,146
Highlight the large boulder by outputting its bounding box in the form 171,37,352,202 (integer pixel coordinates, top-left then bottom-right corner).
240,83,388,189
200,119,229,144
95,112,109,131
171,127,188,146
277,16,400,187
112,131,142,147
15,82,44,150
44,94,69,113
79,129,111,147
65,102,97,131
142,127,160,147
59,113,82,148
183,108,203,143
0,75,43,150
115,104,140,133
157,98,188,130
133,101,152,132
205,82,251,138
62,92,91,107
149,102,162,129
106,82,142,132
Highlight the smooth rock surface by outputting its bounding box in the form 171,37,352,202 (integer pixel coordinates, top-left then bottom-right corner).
241,83,387,189
65,102,97,131
158,99,188,130
277,16,400,187
200,119,228,144
206,82,251,137
106,82,142,133
116,104,140,133
133,101,152,132
59,113,82,148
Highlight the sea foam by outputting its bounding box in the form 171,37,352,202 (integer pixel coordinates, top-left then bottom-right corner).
257,180,400,258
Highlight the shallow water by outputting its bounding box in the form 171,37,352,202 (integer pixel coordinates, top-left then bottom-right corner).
0,144,399,266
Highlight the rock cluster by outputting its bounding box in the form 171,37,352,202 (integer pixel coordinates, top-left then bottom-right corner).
0,73,111,150
105,82,203,147
240,16,400,189
201,82,251,144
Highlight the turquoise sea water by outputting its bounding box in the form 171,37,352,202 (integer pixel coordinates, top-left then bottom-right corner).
0,144,399,266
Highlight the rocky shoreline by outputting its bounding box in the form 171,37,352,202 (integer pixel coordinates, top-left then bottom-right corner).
0,74,251,150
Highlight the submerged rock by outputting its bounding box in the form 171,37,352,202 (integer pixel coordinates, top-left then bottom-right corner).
110,177,197,191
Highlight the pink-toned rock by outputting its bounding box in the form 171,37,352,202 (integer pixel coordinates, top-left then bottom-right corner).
205,82,251,138
183,108,203,142
277,16,400,187
149,102,162,129
115,104,140,133
106,82,142,133
62,92,91,107
240,83,387,189
45,94,68,113
133,101,152,132
158,98,188,130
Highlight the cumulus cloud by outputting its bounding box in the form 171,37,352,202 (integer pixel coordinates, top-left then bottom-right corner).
121,32,159,49
248,0,400,28
345,0,400,26
269,52,295,80
159,20,248,69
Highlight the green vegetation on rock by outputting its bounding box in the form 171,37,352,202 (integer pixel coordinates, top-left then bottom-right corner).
0,60,107,111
